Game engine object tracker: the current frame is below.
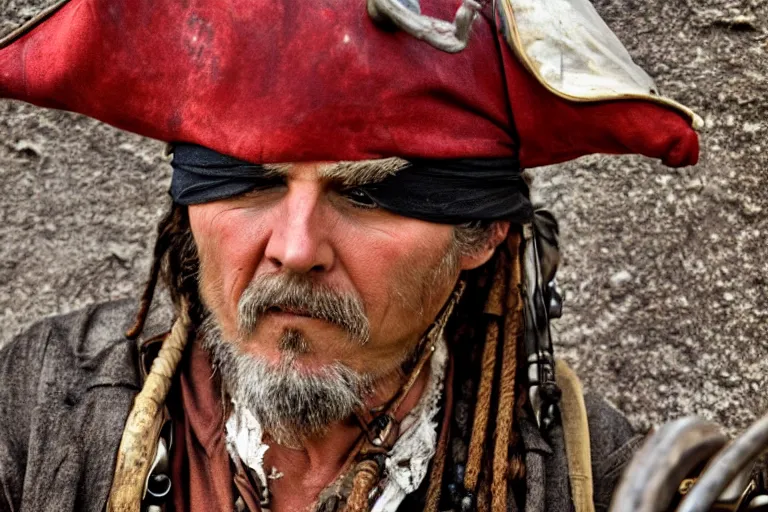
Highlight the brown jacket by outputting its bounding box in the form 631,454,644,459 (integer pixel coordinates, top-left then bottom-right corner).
0,300,642,512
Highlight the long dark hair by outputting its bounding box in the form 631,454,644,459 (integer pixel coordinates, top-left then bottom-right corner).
125,203,202,338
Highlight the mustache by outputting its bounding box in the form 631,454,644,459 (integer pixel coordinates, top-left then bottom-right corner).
237,273,370,345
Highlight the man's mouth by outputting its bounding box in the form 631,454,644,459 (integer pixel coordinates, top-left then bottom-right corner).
267,306,314,318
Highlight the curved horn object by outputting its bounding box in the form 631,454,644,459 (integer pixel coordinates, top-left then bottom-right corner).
609,417,728,512
107,300,191,512
367,0,482,53
676,411,768,512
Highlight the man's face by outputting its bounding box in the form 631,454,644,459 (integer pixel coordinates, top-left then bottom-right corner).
188,160,500,441
189,161,470,378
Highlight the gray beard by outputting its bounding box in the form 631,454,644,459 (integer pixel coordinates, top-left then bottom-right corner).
200,316,375,446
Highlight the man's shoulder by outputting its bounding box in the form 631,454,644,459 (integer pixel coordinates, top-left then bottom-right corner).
0,299,172,512
519,390,641,512
3,299,132,369
0,298,173,395
583,392,642,469
583,392,644,511
584,391,637,440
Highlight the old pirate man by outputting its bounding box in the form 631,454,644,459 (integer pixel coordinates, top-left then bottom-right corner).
0,0,700,511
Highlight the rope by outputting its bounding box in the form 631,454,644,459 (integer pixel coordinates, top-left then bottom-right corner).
107,298,191,512
344,460,381,512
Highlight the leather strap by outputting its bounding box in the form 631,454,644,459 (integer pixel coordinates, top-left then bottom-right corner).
555,359,596,512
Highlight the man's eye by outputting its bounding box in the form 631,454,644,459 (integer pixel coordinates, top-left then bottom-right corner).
340,187,378,209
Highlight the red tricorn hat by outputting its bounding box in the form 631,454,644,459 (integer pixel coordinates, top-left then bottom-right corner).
0,0,700,168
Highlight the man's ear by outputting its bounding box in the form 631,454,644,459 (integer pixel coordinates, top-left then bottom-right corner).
459,221,511,270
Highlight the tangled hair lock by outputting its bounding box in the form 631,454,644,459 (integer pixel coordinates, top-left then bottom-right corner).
125,203,200,339
129,202,527,512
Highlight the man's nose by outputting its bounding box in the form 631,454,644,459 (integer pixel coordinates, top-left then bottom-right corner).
264,186,335,274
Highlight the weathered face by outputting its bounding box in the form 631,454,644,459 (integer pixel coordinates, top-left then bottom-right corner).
188,160,503,441
189,160,479,377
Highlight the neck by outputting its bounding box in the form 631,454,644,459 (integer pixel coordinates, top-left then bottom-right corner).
262,359,433,508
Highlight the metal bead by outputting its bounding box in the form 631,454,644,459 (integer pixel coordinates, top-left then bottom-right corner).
446,483,461,506
460,493,475,512
453,464,466,484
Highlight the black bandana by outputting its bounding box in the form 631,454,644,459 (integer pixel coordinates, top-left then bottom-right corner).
170,143,532,224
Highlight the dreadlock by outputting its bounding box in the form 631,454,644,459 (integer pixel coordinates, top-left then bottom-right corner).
431,233,528,512
125,202,202,339
127,202,529,512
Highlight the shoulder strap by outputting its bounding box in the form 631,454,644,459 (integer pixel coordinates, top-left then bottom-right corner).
555,359,596,512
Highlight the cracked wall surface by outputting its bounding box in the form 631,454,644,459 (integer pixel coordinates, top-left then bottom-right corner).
1,0,767,436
